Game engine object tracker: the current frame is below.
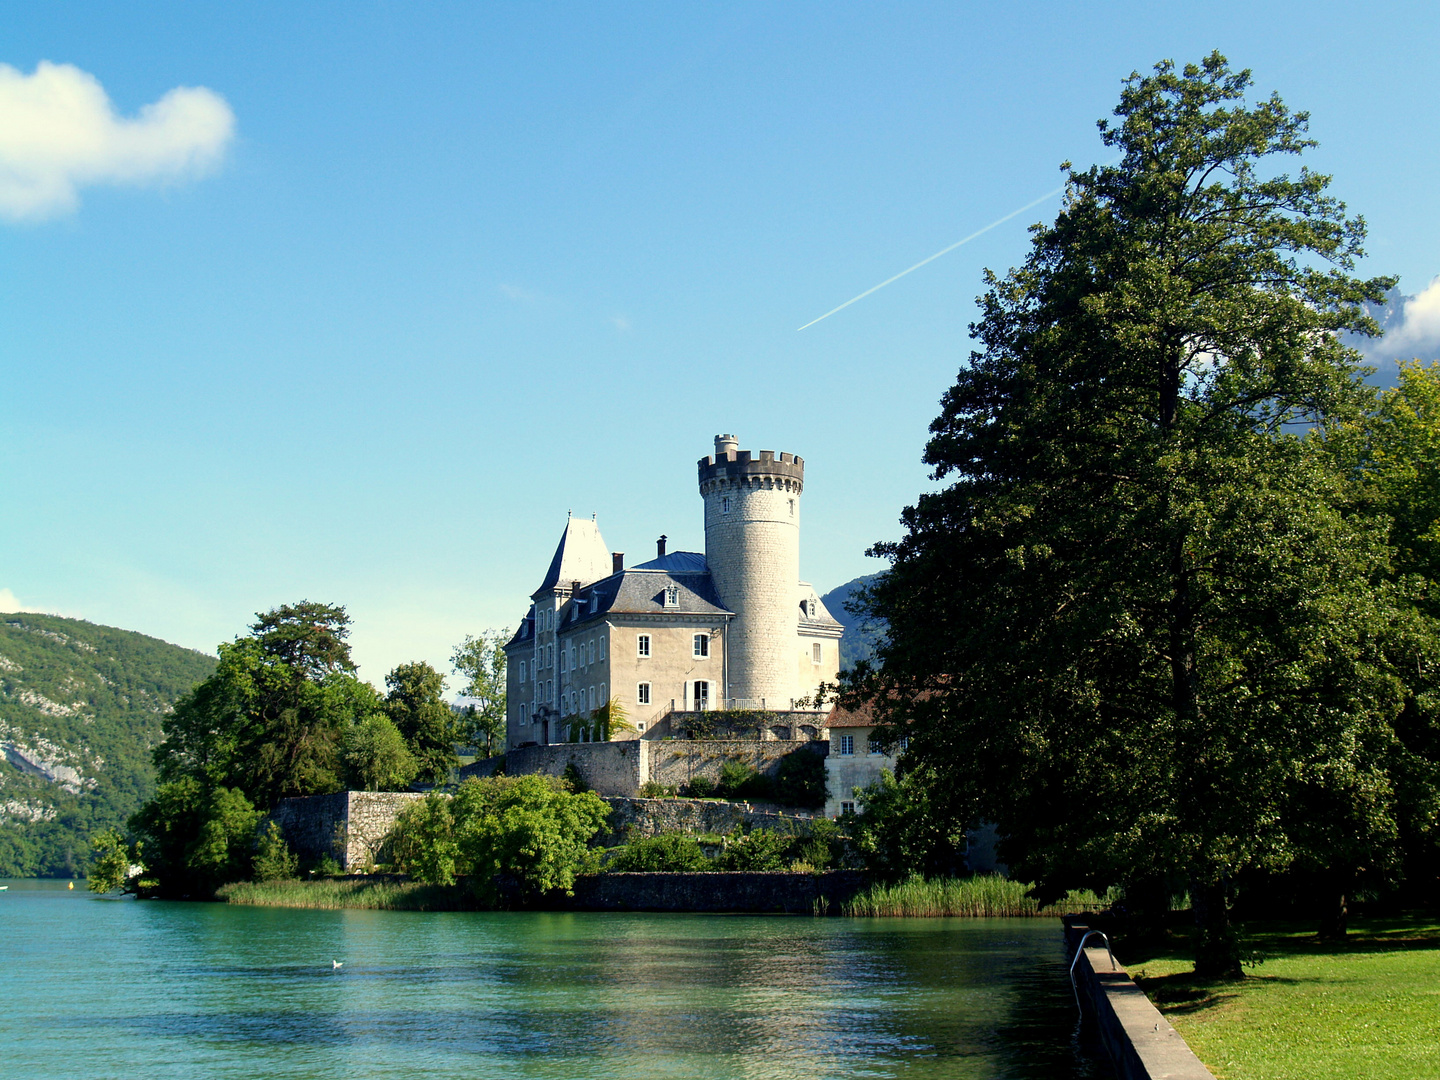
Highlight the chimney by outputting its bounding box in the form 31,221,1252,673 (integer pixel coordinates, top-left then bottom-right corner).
612,552,624,574
657,535,668,558
714,433,738,457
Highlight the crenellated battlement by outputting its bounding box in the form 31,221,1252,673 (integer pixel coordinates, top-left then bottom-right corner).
697,446,805,489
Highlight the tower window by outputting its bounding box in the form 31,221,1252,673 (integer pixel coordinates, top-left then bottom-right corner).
637,634,651,657
722,496,730,514
812,642,822,665
789,499,795,516
637,682,651,705
693,633,709,658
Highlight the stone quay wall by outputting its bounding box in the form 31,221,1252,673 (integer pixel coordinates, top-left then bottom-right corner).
597,796,818,847
563,870,865,913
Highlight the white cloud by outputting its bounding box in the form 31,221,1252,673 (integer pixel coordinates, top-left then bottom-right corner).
0,589,46,613
1386,277,1440,357
609,314,632,332
0,60,235,222
498,283,541,302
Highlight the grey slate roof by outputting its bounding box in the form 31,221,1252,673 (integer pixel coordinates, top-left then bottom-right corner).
532,517,612,598
633,550,708,574
562,565,732,628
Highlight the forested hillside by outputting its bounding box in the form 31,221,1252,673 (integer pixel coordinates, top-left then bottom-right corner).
0,614,215,877
820,575,886,671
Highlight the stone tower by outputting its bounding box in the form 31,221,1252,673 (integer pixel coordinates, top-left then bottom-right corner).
698,434,804,708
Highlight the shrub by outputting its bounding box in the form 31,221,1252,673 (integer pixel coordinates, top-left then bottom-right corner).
685,776,717,798
389,791,460,885
252,821,300,882
455,775,610,900
608,833,711,872
716,828,792,871
562,762,590,793
639,781,676,798
773,750,826,809
343,712,419,792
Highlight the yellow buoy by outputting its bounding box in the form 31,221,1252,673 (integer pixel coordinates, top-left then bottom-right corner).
67,881,74,890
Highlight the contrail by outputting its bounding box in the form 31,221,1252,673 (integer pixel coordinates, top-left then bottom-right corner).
796,183,1066,331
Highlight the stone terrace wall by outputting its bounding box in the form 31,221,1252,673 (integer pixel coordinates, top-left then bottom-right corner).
564,870,866,913
506,741,643,796
271,791,424,871
270,791,349,866
597,796,818,847
647,739,826,790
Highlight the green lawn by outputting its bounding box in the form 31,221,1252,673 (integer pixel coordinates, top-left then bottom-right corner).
1128,916,1440,1080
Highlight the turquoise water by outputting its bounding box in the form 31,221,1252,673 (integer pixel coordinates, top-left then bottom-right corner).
0,880,1107,1079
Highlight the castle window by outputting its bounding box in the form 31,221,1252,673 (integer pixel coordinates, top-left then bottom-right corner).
520,660,527,682
600,681,606,702
693,680,710,710
588,640,595,665
788,498,795,517
898,737,909,753
722,496,730,514
812,642,822,665
839,735,854,755
588,686,596,710
693,633,709,658
598,637,606,660
637,634,651,657
840,801,855,816
637,682,651,705
664,585,680,607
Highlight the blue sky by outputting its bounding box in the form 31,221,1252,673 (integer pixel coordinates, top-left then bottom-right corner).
4,2,1439,687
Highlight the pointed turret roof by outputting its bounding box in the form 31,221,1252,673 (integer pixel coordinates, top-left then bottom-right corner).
532,517,613,598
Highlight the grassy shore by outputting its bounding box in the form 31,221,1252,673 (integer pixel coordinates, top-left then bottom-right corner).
842,875,1113,917
217,878,479,911
1127,916,1440,1080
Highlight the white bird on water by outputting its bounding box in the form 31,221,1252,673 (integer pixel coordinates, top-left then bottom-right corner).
332,960,343,969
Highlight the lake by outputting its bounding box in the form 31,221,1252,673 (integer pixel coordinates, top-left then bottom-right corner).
0,879,1109,1079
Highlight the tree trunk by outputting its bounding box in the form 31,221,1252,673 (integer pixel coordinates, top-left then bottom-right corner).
1317,872,1351,941
1191,871,1242,978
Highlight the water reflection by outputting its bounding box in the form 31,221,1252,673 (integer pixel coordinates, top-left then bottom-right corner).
1,880,1109,1079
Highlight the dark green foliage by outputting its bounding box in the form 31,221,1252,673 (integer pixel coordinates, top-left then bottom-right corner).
390,792,460,884
0,614,216,878
252,820,299,882
607,832,711,872
384,661,458,785
773,750,827,808
639,781,677,798
451,630,507,755
684,776,717,798
715,828,791,871
851,55,1422,975
561,762,589,793
716,759,769,800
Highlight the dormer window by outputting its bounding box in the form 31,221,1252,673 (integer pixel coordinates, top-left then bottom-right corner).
664,585,680,607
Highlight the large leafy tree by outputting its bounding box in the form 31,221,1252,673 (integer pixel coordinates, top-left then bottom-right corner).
384,661,458,784
855,54,1416,974
451,630,508,756
132,601,366,894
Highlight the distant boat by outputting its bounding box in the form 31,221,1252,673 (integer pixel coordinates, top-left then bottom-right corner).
0,885,8,891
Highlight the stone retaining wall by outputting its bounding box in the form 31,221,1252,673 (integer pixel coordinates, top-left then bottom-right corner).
1064,919,1215,1080
647,739,826,791
505,741,643,795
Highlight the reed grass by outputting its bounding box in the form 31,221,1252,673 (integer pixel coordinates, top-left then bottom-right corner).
841,874,1113,917
216,878,480,911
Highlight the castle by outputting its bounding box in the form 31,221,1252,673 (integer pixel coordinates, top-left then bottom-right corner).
503,435,844,748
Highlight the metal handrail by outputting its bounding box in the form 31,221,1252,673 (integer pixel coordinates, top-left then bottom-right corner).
1068,929,1116,1014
